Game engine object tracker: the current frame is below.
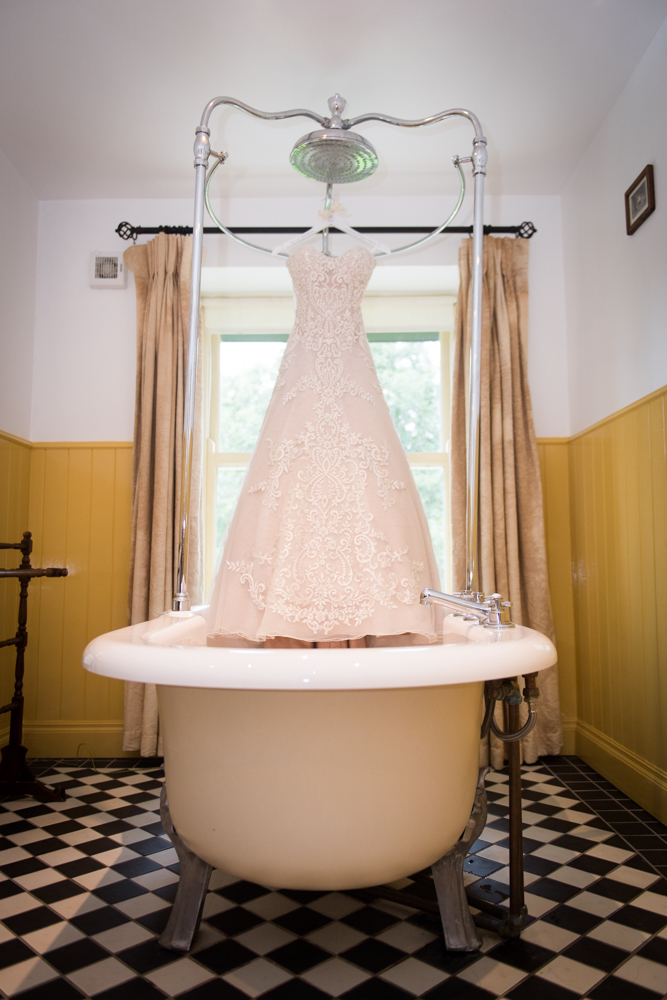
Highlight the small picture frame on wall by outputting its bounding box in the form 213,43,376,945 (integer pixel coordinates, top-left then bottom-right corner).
625,164,655,235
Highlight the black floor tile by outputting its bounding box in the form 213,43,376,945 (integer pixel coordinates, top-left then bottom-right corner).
412,938,481,975
343,905,398,935
71,906,129,935
32,880,86,904
0,937,37,969
464,855,505,877
587,877,642,903
136,907,171,933
267,937,331,973
96,979,167,1000
526,878,580,903
206,905,264,936
4,905,62,936
1,857,48,878
18,980,85,1000
112,856,162,878
274,906,332,936
588,976,662,1000
341,937,405,973
218,880,269,904
0,879,23,900
127,835,170,856
46,937,109,973
487,938,554,972
56,857,105,877
93,879,147,903
178,980,248,1000
567,854,617,876
194,939,257,975
609,904,667,934
637,934,667,964
278,888,326,905
562,935,626,972
262,979,331,1000
522,855,560,877
117,936,178,972
423,978,497,999
342,978,414,999
543,904,602,935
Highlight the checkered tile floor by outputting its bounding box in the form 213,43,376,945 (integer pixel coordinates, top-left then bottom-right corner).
0,756,666,999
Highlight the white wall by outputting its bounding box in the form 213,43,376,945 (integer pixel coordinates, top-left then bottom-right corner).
30,190,569,441
562,16,667,435
0,149,38,439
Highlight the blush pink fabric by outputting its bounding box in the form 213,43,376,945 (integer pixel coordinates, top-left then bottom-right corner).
206,245,440,644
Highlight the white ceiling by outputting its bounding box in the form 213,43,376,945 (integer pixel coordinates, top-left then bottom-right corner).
1,0,666,201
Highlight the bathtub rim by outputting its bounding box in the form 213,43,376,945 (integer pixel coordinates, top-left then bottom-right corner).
83,613,557,690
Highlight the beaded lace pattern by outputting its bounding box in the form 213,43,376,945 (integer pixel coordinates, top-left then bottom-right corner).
208,244,438,641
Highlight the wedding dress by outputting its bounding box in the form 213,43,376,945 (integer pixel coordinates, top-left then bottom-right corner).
206,244,440,645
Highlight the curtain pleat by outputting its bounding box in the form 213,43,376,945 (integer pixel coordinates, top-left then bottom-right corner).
452,237,562,766
122,234,204,757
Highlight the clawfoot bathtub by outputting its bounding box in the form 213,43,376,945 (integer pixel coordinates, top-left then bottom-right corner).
84,612,556,949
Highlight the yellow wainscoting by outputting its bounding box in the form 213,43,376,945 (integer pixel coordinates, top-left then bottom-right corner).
0,432,32,718
568,385,667,822
0,432,133,757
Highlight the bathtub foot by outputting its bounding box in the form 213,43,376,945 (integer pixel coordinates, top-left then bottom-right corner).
431,767,489,951
159,783,212,952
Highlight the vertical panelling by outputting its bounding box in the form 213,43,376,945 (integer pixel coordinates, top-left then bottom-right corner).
1,437,133,755
568,386,667,821
0,432,32,721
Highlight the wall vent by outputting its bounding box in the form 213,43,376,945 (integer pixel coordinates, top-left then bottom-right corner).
89,251,126,289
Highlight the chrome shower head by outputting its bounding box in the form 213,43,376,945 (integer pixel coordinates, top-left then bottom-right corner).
289,94,378,184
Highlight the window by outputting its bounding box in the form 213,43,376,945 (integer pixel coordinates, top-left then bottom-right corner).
203,288,455,594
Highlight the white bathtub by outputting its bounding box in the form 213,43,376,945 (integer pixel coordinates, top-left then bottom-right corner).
84,613,556,890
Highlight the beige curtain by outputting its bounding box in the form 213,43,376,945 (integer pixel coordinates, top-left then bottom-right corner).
122,234,204,757
452,237,562,766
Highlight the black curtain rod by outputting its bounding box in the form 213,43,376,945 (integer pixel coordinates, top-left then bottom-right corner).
116,221,537,241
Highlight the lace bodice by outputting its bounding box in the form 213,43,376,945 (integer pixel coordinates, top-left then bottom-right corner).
206,245,439,643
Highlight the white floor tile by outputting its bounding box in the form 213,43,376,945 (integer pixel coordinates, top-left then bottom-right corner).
586,843,633,864
58,827,104,846
209,869,240,891
522,892,560,918
92,920,154,952
308,892,364,920
375,921,437,953
477,844,510,865
113,892,170,918
191,924,224,951
14,868,65,891
73,868,125,891
223,957,292,997
566,891,621,918
489,866,540,887
146,847,179,866
0,892,41,920
0,955,57,996
146,957,214,995
569,825,612,843
302,957,371,996
0,847,30,866
521,919,578,952
88,846,141,867
531,844,579,865
123,811,162,827
616,954,667,994
236,922,296,955
244,891,300,920
0,812,20,826
381,956,448,994
458,956,527,993
522,826,562,844
40,847,87,867
49,891,107,920
6,827,52,846
538,954,606,993
587,920,650,952
606,866,658,889
306,920,366,954
371,897,419,919
108,828,155,845
479,825,510,844
133,867,179,890
632,890,667,916
22,920,84,954
67,956,136,995
202,893,235,919
549,865,599,889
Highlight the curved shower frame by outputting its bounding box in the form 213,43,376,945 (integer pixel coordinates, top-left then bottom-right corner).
173,95,487,615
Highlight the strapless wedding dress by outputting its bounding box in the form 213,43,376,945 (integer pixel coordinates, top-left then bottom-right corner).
206,245,440,644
